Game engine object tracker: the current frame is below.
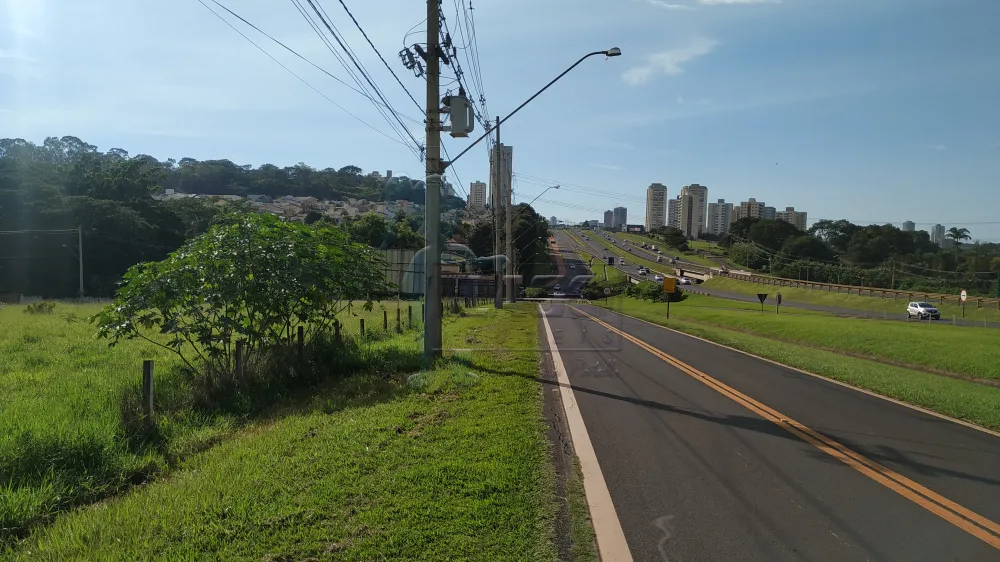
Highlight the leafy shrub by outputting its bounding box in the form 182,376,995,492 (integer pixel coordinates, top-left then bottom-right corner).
524,287,548,298
23,301,56,314
625,281,684,303
581,279,628,300
92,213,391,387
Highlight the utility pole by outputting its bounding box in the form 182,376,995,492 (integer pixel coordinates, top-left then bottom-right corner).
493,116,503,309
505,136,515,303
77,226,84,298
423,0,443,359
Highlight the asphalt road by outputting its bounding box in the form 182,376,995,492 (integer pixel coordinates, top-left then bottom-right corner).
562,230,1000,328
540,302,1000,561
549,235,594,295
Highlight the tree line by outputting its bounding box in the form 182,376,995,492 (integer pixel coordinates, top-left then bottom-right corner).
0,135,551,298
716,217,999,296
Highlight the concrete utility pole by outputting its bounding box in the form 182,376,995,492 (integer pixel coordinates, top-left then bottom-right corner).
423,0,443,359
493,116,503,309
505,140,515,303
77,226,84,298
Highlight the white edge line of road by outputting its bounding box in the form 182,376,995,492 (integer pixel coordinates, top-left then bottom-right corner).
539,305,634,562
584,305,1000,440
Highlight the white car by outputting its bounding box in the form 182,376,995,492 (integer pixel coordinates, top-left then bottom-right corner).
638,268,647,276
907,301,940,320
569,264,576,270
679,277,692,285
654,274,664,282
554,283,562,291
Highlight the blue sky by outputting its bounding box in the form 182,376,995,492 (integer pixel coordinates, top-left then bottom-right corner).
2,0,998,240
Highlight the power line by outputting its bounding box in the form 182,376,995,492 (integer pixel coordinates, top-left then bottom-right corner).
196,0,417,149
333,0,423,113
207,0,421,124
289,0,422,160
301,0,423,154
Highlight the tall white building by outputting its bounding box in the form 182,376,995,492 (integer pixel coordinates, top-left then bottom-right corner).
603,210,613,228
549,216,558,226
931,223,946,246
677,184,708,238
901,221,915,232
667,197,680,228
706,199,734,236
489,144,513,210
645,183,668,232
468,181,487,209
776,206,808,231
612,207,627,230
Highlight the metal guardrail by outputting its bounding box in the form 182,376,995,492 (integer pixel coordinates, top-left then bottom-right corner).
718,271,1000,309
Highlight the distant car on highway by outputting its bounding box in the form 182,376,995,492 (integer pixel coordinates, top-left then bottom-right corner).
619,259,626,265
679,277,692,285
638,268,647,275
654,274,664,282
554,283,562,291
907,301,940,320
569,264,575,270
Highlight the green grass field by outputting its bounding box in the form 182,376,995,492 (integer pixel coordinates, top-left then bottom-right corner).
611,232,720,267
704,276,1000,324
563,232,626,284
595,297,1000,429
582,232,680,277
0,300,426,546
6,304,585,561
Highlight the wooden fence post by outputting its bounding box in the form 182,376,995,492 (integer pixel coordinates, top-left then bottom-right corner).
408,305,413,328
297,325,304,361
334,319,341,342
396,308,401,332
360,318,365,338
142,360,154,424
383,310,388,331
235,340,245,380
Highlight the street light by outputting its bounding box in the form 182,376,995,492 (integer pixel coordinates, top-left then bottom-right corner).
442,49,622,170
424,47,620,358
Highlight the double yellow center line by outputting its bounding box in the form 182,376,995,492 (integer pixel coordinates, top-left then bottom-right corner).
570,306,1000,550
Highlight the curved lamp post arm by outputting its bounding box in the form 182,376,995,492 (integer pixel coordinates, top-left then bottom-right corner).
443,49,620,170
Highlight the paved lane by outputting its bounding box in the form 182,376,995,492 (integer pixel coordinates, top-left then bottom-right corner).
541,303,1000,561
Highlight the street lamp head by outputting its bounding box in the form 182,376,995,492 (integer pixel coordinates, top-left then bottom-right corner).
604,47,622,58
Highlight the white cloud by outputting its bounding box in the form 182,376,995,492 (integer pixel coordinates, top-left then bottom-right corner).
643,0,695,9
621,37,719,86
698,0,780,4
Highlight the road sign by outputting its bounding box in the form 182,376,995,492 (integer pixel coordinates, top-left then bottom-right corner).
757,293,768,312
604,288,611,296
663,277,676,293
960,289,968,303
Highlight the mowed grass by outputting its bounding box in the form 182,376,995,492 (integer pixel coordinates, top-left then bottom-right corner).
0,300,425,545
564,235,627,284
704,276,1000,324
584,233,674,276
7,304,567,561
601,296,1000,381
611,232,719,267
618,314,1000,431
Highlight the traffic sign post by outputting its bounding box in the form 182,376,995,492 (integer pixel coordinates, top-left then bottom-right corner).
961,289,967,318
776,292,782,314
604,287,611,303
664,277,676,320
757,293,768,312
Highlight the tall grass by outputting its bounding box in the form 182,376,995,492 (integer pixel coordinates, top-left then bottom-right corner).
0,300,431,545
